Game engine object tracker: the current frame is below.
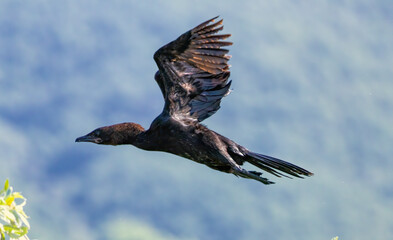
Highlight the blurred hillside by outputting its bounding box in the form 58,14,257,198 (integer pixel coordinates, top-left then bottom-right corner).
1,1,393,239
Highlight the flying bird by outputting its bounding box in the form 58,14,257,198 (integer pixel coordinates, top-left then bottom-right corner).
76,17,313,184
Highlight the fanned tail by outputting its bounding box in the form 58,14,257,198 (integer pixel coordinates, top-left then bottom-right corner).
246,152,313,179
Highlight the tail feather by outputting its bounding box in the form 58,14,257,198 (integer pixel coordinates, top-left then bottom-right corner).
246,152,313,179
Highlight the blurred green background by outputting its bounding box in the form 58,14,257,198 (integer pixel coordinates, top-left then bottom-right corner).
1,0,392,239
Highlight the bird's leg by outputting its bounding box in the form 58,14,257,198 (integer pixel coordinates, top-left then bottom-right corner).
232,167,274,185
248,171,262,176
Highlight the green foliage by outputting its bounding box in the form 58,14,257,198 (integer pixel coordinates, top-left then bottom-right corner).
0,179,30,240
331,237,338,240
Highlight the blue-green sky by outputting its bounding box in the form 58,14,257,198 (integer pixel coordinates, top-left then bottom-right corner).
1,1,392,239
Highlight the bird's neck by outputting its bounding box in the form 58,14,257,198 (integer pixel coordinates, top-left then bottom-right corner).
131,130,157,151
105,122,146,146
112,123,154,151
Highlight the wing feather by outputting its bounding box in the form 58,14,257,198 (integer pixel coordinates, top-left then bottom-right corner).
193,42,233,49
190,48,229,56
154,17,232,122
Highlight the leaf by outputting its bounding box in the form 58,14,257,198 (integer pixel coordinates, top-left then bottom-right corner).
19,213,30,229
5,187,12,198
4,210,16,223
3,225,29,238
10,209,22,228
4,179,9,192
0,208,11,223
11,192,24,200
5,196,14,206
0,179,8,195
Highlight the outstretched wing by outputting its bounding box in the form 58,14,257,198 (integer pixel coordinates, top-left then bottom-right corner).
154,17,232,122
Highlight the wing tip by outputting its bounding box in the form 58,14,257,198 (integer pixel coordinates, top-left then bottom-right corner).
194,16,224,32
209,15,221,23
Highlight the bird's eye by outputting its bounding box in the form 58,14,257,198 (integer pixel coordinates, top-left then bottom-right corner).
94,130,101,136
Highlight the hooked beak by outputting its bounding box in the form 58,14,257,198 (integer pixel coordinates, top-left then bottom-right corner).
75,134,102,144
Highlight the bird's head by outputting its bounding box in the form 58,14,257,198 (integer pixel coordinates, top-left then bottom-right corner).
75,122,145,145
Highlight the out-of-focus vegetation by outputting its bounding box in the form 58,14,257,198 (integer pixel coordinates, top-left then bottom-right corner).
0,179,30,240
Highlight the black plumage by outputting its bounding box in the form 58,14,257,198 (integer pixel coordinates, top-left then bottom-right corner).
76,17,313,184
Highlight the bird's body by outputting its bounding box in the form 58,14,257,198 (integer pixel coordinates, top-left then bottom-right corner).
142,116,241,171
76,17,313,184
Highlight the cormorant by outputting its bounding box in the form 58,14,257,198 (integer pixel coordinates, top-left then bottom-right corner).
76,17,313,184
